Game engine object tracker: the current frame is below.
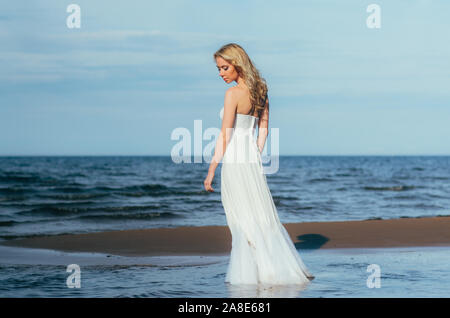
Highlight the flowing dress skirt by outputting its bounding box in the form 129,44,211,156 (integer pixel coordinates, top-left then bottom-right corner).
220,119,313,285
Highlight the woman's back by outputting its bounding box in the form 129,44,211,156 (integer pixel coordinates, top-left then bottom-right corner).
232,85,260,118
228,84,270,136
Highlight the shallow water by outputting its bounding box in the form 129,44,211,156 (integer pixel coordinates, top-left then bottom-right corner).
0,245,449,297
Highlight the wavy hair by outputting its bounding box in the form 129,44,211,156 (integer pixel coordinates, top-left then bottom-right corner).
213,43,268,118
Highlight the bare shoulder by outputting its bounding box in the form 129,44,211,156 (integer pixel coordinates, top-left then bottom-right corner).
224,86,241,102
225,86,240,96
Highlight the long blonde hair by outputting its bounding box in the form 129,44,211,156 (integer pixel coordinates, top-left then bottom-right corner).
213,43,268,118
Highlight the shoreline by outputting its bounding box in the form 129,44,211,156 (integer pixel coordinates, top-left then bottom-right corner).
2,216,450,257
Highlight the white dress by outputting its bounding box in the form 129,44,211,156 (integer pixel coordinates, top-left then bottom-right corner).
219,107,314,285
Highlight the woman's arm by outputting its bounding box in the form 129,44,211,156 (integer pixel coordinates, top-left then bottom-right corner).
204,88,237,191
210,88,237,168
256,97,269,153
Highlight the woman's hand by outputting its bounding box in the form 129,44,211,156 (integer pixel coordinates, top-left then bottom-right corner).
203,172,215,192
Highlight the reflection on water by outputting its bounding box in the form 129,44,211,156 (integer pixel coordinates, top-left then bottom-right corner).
225,281,309,298
1,246,450,297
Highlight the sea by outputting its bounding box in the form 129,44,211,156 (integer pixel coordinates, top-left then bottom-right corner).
0,155,449,298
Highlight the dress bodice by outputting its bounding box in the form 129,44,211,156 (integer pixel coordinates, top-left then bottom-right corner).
220,107,258,131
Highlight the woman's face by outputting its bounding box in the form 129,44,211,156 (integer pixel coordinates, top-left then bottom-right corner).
216,56,239,84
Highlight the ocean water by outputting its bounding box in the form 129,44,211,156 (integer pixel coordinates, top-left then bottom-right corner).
1,155,450,298
1,155,449,241
0,245,449,297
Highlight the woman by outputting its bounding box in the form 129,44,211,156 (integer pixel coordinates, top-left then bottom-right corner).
204,43,314,285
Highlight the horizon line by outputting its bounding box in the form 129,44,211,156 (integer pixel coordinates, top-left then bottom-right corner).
1,154,450,157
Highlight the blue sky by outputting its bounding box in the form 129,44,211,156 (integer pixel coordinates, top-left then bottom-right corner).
1,0,449,156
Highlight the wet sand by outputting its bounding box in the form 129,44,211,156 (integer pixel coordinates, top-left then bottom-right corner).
1,216,450,257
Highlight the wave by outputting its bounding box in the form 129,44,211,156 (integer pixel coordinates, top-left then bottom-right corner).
78,211,180,221
399,214,450,219
17,203,170,217
425,176,450,181
0,220,19,227
363,185,415,191
47,183,202,198
362,214,450,221
1,181,209,199
0,187,35,195
335,173,352,177
272,195,299,201
0,231,92,241
308,178,335,183
0,173,60,185
37,193,110,200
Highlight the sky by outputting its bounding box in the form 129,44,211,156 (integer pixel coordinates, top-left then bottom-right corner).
0,0,449,156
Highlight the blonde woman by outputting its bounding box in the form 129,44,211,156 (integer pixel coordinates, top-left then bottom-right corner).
204,43,314,285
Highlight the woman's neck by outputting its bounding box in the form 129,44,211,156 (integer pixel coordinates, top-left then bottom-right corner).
235,77,248,89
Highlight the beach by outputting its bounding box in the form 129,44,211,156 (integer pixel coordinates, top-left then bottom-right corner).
2,216,450,257
2,156,450,297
